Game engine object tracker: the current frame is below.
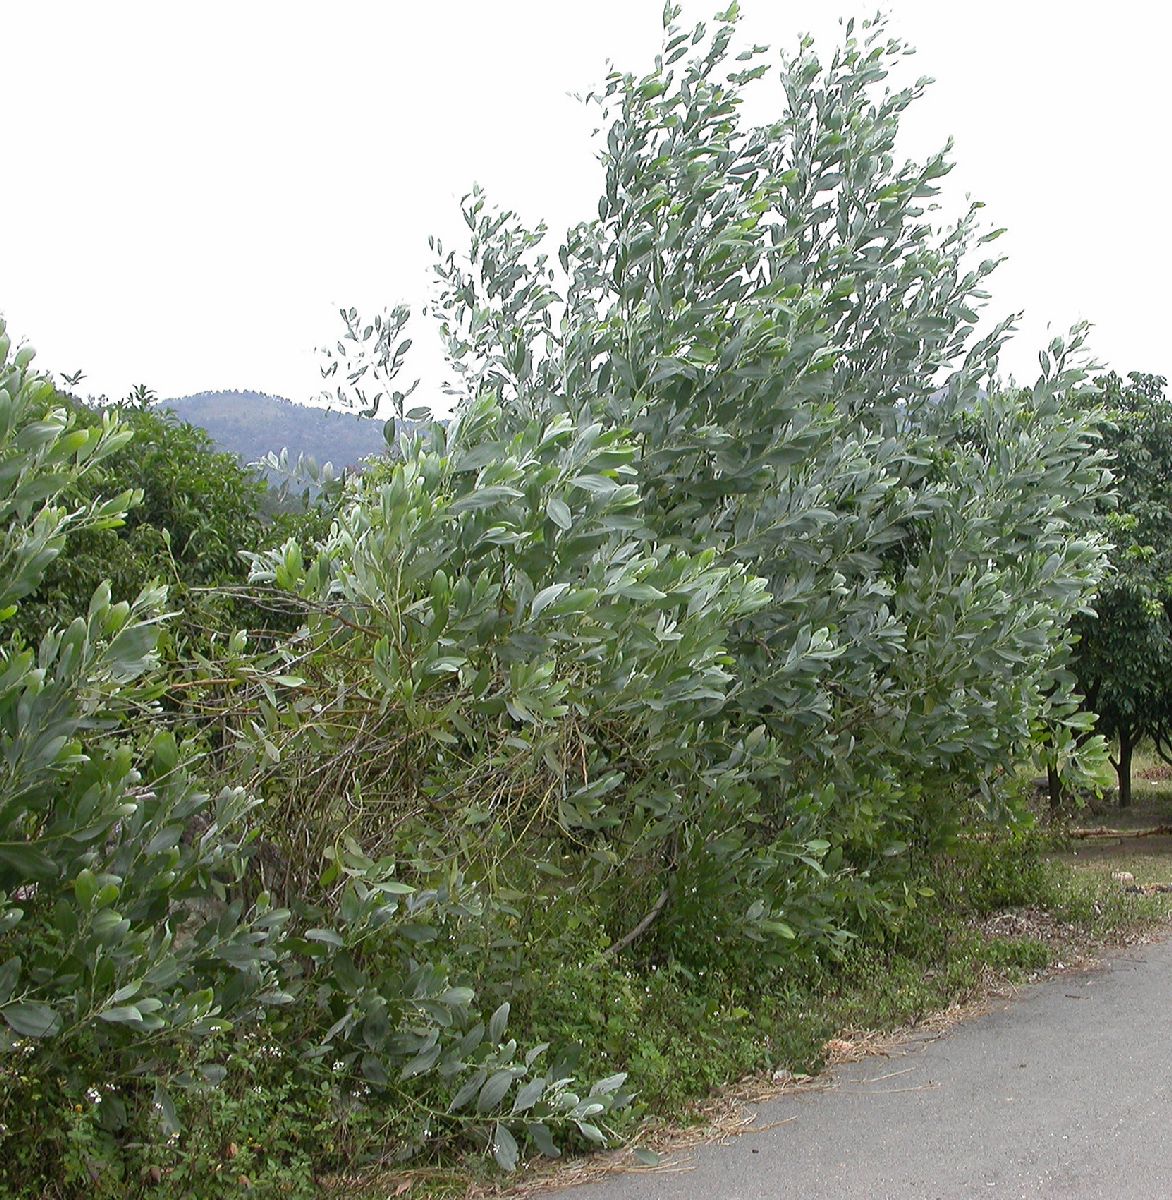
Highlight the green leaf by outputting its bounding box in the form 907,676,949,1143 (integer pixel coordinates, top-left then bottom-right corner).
589,1072,628,1096
362,1054,389,1085
493,1122,519,1171
74,868,99,906
144,825,184,856
528,1121,561,1158
98,1091,128,1133
489,1001,510,1044
531,584,570,620
511,1076,547,1115
0,958,20,1005
759,920,796,939
575,1120,607,1144
547,497,572,529
449,486,525,513
400,1042,442,1079
616,582,666,602
374,880,415,895
568,473,619,495
1,1001,60,1039
0,843,58,881
153,1084,180,1136
477,1069,515,1113
305,928,345,947
448,1069,487,1113
98,1005,144,1026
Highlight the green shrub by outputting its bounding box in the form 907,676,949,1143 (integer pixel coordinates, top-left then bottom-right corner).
329,5,1111,953
0,332,630,1195
0,7,1131,1194
11,390,323,653
0,327,294,1192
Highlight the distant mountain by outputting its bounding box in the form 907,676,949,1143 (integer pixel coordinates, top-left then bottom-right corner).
161,390,391,473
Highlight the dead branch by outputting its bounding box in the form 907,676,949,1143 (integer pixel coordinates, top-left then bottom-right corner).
1068,825,1172,839
604,886,670,958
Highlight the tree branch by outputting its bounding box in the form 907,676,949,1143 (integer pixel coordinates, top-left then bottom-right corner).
603,887,670,959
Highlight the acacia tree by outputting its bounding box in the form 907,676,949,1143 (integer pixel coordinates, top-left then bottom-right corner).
429,7,1111,852
1071,372,1172,806
321,5,1111,949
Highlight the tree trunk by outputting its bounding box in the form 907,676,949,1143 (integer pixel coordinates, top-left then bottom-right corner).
1047,763,1063,814
1118,726,1134,809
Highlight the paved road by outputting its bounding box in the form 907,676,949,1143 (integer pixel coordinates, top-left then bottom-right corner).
554,937,1172,1200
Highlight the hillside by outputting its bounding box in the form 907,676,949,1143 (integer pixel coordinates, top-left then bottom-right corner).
161,389,390,471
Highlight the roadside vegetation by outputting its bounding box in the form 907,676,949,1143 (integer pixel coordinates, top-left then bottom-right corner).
343,827,1172,1199
1,7,1169,1199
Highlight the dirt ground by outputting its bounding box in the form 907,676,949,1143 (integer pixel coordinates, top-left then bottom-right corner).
1048,748,1172,876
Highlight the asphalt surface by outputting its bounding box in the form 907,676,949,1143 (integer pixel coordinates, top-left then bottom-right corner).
553,936,1172,1200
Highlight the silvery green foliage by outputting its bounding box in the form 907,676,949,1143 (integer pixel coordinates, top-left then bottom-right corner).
319,302,425,423
420,8,1110,880
0,333,626,1167
0,329,288,1069
247,392,816,925
246,393,771,1153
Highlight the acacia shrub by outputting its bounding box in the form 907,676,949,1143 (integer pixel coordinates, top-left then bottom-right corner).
409,8,1111,936
0,334,633,1196
244,392,836,962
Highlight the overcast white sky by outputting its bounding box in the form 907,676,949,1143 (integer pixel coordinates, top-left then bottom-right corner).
4,1,1168,411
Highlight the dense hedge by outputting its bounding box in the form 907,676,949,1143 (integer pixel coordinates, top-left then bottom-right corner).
0,10,1114,1197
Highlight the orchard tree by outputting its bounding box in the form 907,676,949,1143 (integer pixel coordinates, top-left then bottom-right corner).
1072,372,1172,806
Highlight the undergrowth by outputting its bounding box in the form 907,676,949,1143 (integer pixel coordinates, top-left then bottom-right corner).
349,828,1170,1197
6,815,1167,1200
502,829,1168,1126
